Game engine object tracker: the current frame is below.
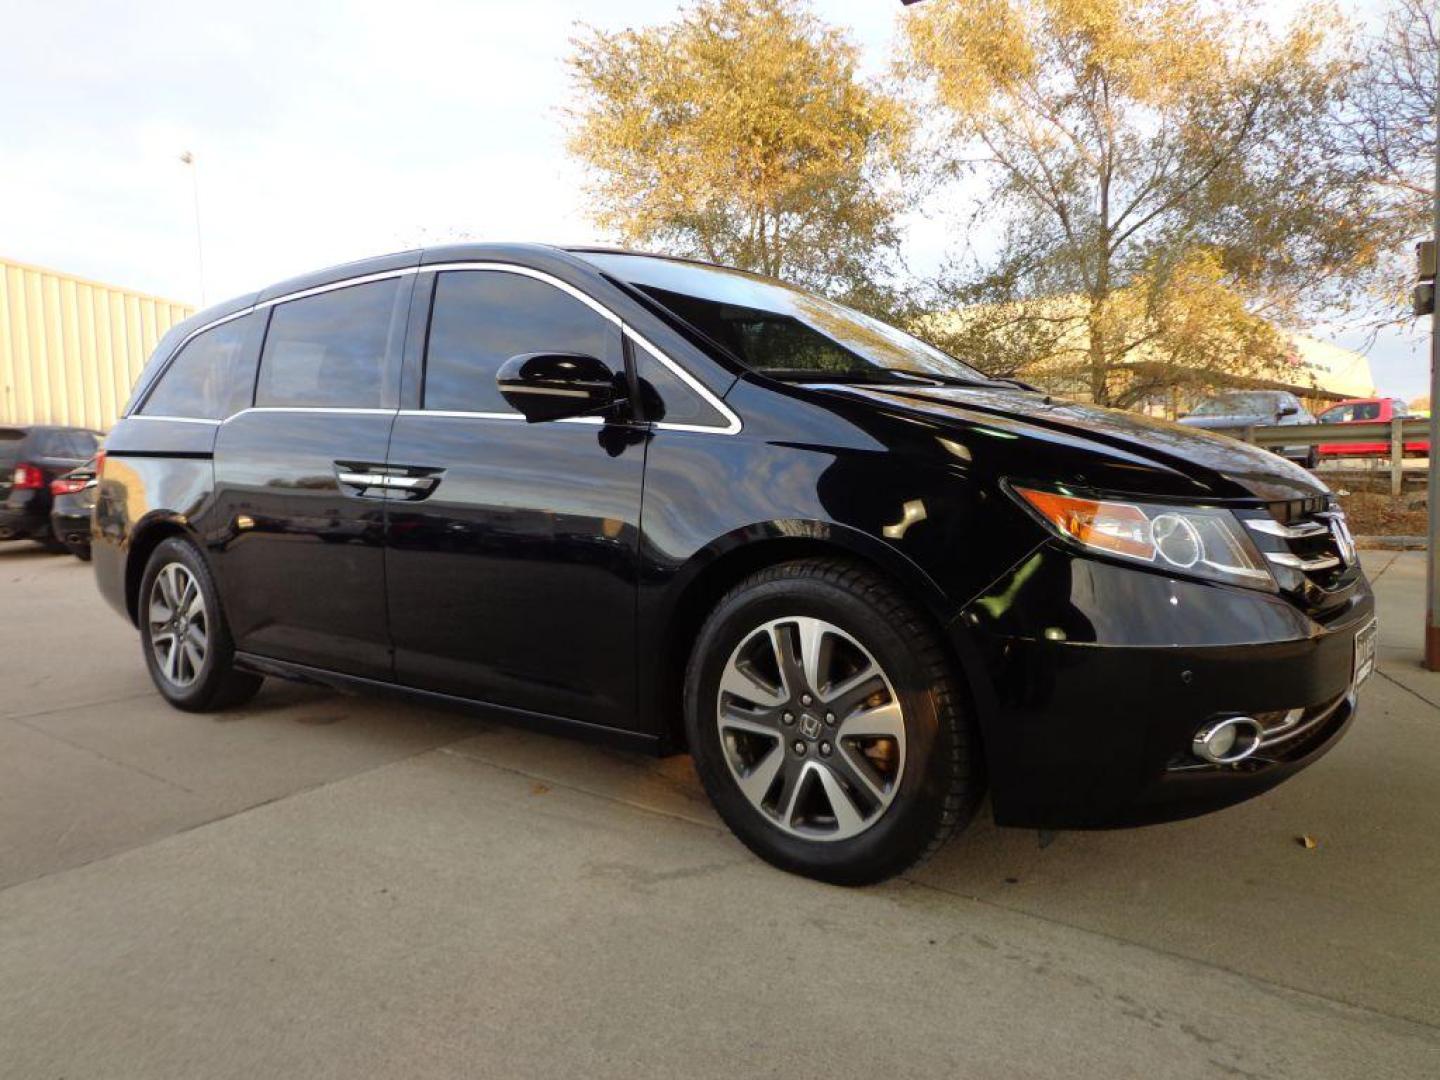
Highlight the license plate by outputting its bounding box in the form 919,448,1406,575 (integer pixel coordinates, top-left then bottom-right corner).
1353,618,1378,688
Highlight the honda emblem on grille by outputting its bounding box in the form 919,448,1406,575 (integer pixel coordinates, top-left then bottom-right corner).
1330,516,1356,567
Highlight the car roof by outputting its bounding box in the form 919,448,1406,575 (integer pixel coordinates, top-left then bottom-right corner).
175,243,736,337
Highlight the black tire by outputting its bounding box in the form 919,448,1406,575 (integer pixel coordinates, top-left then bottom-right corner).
1304,448,1319,470
684,558,983,885
70,545,92,562
38,533,69,554
139,536,263,711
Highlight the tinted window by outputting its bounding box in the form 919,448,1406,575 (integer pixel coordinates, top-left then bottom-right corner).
1353,401,1381,421
0,429,23,469
424,271,619,413
141,314,261,420
1191,393,1278,417
634,347,726,427
61,431,99,458
256,279,403,409
579,252,985,383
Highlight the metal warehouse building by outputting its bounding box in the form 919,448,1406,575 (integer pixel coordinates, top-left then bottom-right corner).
0,256,193,432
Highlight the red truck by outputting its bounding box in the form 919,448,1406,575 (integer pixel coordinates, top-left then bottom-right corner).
1316,397,1429,458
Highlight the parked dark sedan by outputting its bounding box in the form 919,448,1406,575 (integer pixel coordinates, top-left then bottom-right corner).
1177,391,1317,467
1,426,102,551
93,245,1374,884
50,458,99,560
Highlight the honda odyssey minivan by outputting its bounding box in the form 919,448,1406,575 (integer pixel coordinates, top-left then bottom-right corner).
94,244,1375,884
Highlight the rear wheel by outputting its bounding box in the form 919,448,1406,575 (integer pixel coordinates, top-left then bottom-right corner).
139,537,262,711
685,559,983,885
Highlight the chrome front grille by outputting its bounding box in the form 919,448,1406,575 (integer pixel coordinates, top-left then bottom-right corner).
1241,501,1358,612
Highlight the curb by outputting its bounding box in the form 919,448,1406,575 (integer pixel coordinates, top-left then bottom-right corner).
1355,536,1427,551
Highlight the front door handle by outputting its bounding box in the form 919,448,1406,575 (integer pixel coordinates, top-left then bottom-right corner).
335,463,443,499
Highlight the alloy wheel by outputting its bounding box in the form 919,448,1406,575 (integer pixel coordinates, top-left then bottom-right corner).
147,562,208,688
715,615,906,841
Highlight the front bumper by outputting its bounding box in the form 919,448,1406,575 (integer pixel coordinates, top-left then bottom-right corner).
956,544,1373,829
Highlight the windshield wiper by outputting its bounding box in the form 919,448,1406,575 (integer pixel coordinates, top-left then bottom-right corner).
762,367,988,387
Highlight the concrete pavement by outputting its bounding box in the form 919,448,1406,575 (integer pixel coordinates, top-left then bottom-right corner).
1,543,1437,1078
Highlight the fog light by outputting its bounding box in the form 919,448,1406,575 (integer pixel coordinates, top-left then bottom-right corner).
1192,716,1263,764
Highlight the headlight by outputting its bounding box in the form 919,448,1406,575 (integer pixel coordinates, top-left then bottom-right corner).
1011,486,1275,590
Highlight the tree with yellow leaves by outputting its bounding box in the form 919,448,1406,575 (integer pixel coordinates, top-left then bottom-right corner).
900,0,1394,407
566,0,912,312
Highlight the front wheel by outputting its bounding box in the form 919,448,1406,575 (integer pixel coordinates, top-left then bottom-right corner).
139,537,262,711
684,559,984,885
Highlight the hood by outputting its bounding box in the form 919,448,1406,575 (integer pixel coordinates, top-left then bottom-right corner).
815,383,1326,502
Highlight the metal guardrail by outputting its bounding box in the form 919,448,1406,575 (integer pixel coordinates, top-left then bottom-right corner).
1242,418,1429,495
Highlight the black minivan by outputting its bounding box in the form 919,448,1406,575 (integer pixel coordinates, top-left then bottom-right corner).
94,245,1375,883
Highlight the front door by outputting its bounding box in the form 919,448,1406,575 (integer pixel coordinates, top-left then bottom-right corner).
213,275,412,679
385,268,646,730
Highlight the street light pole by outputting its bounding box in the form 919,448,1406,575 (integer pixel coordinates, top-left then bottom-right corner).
179,151,206,307
1425,45,1440,669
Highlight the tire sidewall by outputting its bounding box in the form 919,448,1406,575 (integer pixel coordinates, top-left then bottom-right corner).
686,571,960,884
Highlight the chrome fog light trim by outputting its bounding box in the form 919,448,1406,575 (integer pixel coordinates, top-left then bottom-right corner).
1192,716,1264,764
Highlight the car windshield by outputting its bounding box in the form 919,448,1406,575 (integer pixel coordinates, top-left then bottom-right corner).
1190,393,1278,416
578,253,990,385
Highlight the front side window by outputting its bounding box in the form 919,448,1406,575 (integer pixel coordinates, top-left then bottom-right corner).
423,270,619,413
1352,401,1381,421
140,314,261,420
634,347,727,427
1318,404,1353,423
255,279,403,409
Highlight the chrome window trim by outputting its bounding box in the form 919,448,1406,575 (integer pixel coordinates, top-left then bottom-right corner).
127,261,741,436
242,406,396,416
626,327,742,435
396,409,605,427
126,415,223,426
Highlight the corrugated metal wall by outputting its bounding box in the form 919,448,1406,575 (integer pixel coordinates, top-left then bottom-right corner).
0,257,193,432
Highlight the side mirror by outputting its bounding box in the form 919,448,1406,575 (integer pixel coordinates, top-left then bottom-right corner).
496,352,621,423
1278,403,1299,417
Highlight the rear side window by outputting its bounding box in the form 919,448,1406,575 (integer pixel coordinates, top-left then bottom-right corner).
423,271,619,413
1353,401,1381,421
0,428,26,468
256,279,404,409
141,314,262,420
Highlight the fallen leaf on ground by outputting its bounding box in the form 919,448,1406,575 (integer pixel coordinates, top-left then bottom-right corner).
1297,834,1318,849
530,782,551,796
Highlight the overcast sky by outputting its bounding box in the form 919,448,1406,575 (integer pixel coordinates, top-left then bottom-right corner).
0,0,1428,397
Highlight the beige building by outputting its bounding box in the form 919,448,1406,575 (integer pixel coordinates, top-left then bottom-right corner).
0,256,193,432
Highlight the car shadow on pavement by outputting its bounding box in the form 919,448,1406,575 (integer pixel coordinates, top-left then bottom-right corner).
0,541,70,561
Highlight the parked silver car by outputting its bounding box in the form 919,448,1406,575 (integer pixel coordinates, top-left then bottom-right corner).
1178,391,1317,468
